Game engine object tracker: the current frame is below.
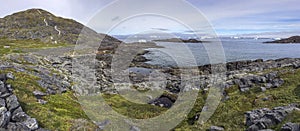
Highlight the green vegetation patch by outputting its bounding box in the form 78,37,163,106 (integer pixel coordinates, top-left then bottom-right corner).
80,94,167,120
0,38,71,56
0,69,96,130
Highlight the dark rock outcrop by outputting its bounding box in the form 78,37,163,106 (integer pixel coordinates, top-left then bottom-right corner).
130,125,141,131
153,38,203,43
245,104,300,131
148,96,174,108
232,72,284,92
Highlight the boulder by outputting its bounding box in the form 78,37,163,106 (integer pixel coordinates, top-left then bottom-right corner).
130,126,140,131
0,99,5,108
209,126,224,131
5,122,30,131
260,87,267,92
11,112,39,130
32,90,47,99
281,122,300,131
94,120,110,130
148,97,174,108
0,81,9,96
292,61,300,69
271,78,284,88
12,112,29,122
0,73,14,83
23,118,38,130
5,84,13,92
11,107,23,118
6,95,20,112
37,99,47,105
265,72,277,82
0,111,11,128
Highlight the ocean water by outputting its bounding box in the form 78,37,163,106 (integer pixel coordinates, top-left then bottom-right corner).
143,39,300,67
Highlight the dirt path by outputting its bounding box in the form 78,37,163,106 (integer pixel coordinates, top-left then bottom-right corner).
24,46,75,56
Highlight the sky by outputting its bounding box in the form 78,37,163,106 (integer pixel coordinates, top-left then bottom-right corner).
1,0,300,36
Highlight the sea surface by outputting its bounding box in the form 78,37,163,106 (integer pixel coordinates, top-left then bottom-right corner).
142,38,300,67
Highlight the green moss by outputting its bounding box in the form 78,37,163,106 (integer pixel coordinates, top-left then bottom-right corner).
0,69,96,130
24,91,96,130
294,85,300,99
109,94,167,118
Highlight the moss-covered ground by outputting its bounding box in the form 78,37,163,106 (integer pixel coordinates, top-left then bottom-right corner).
0,38,71,56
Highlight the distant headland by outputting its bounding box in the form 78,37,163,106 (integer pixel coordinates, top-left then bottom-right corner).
153,38,203,43
264,36,300,44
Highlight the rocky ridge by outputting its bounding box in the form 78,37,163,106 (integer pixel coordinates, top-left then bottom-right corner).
153,38,203,43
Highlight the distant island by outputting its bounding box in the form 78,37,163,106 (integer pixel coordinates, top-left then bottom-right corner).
264,36,300,43
153,38,202,43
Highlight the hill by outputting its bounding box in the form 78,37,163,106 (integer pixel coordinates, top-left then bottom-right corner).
0,8,121,44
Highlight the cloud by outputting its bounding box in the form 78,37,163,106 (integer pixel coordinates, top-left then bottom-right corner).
187,0,300,35
0,0,110,24
1,0,299,36
151,28,170,31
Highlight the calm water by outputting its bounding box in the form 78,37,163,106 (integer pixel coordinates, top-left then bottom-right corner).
143,39,300,67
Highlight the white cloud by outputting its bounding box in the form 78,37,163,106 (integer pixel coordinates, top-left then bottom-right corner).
1,0,299,36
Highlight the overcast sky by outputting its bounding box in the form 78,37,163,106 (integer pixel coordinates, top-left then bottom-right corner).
1,0,300,36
